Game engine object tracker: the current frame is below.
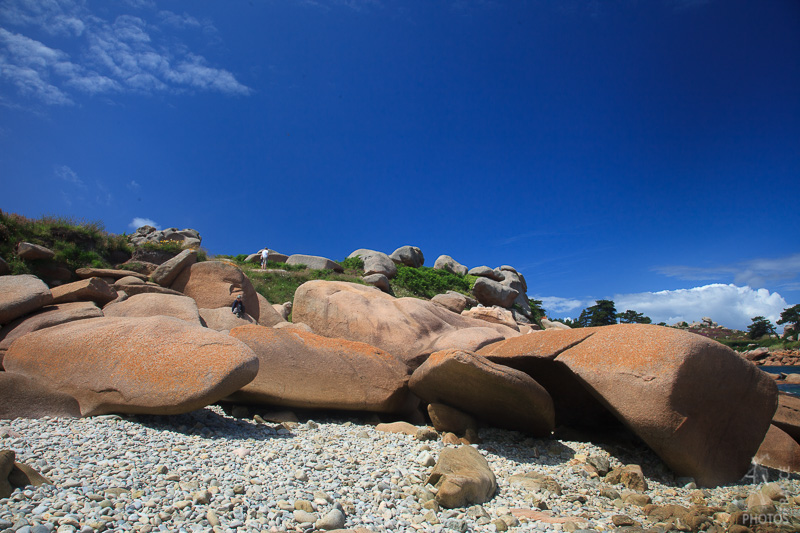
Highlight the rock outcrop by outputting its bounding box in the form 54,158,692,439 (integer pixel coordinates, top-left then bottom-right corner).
228,325,409,412
389,246,424,268
409,349,554,436
150,249,197,287
753,425,800,473
348,249,397,279
129,226,201,249
16,242,55,260
199,307,257,331
286,254,344,272
471,277,518,308
0,302,103,360
51,278,117,306
433,255,468,276
431,292,467,314
480,324,778,487
103,293,202,325
292,281,520,367
0,275,53,325
461,306,519,331
0,373,82,419
3,316,259,416
170,261,262,322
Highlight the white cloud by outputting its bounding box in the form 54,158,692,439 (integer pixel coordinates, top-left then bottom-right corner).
537,295,586,314
129,217,159,230
127,180,140,190
614,284,788,331
0,0,251,106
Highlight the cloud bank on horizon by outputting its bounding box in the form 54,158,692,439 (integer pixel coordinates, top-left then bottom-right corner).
540,284,788,332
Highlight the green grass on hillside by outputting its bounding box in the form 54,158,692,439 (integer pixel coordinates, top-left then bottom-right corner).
0,210,131,274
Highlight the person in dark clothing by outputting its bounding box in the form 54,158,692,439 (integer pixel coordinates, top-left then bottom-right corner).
231,294,245,317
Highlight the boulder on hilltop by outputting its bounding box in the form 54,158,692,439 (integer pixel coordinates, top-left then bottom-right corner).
348,249,397,279
433,255,468,276
286,254,344,272
390,245,424,268
292,280,520,368
3,316,259,416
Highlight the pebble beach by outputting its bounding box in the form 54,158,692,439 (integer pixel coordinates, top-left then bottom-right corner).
2,407,799,533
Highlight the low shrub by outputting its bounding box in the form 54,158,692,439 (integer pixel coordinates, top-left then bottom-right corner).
390,265,471,299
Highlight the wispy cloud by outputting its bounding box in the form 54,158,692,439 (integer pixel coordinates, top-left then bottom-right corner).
55,164,84,187
129,217,159,230
0,0,251,106
127,180,140,191
536,295,587,314
655,253,800,290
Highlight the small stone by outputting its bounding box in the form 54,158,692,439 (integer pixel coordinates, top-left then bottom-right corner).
293,509,317,524
294,500,314,513
418,451,436,467
493,518,508,531
315,509,345,530
294,470,308,481
612,515,637,527
416,427,439,441
443,518,467,532
206,510,220,526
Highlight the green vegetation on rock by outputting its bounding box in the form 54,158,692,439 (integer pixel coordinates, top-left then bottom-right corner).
389,265,475,299
0,210,131,275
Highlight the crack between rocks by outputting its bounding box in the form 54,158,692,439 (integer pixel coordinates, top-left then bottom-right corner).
551,332,596,360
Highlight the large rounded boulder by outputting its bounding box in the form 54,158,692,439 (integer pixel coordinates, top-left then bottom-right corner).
170,261,261,322
228,325,409,412
3,316,259,416
292,281,520,368
480,324,778,487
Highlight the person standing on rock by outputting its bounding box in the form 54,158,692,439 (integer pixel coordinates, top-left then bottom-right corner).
261,248,269,269
231,294,245,318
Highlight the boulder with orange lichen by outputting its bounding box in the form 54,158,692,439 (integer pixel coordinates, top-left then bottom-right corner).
3,316,259,416
479,324,778,487
228,324,410,412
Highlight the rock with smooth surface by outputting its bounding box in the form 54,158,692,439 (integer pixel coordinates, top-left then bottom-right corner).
286,254,344,272
16,242,54,260
272,301,292,321
390,245,424,268
482,324,777,487
471,277,518,308
51,278,117,306
348,249,397,278
431,292,468,314
199,307,257,331
0,275,53,325
256,293,286,327
541,318,571,330
76,268,147,280
292,281,520,367
362,274,391,293
773,392,800,443
461,307,519,331
428,403,478,435
433,255,468,276
427,445,497,509
170,261,262,322
499,269,531,318
0,373,82,419
103,293,202,325
228,325,409,412
410,349,554,436
753,425,800,473
150,249,197,287
468,266,504,281
0,302,102,354
3,316,259,416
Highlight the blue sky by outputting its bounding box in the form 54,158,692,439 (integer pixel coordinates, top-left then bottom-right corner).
1,0,798,330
